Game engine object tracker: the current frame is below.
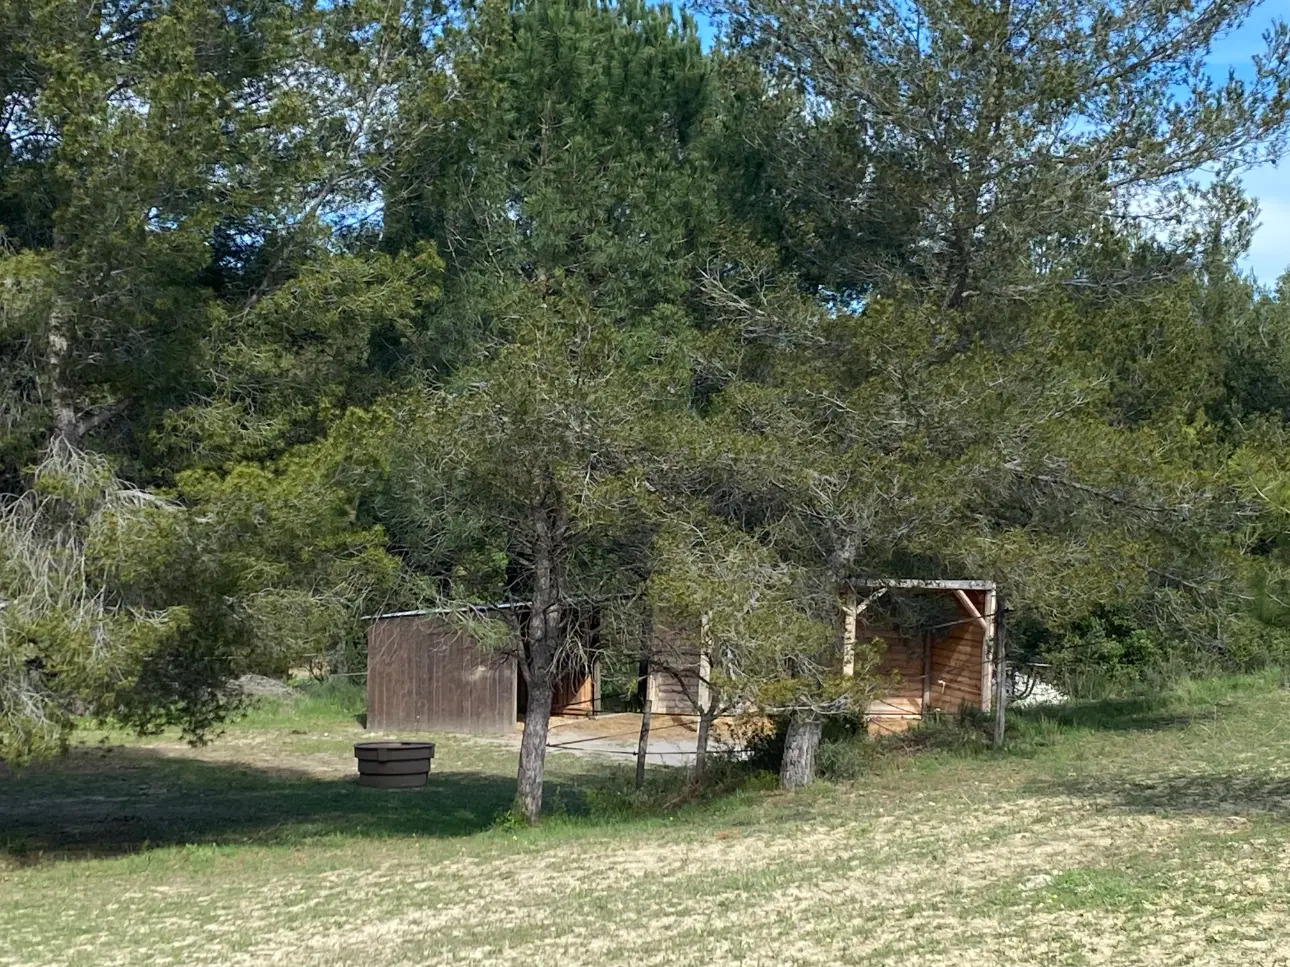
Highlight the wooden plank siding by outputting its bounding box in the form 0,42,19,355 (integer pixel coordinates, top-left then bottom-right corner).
927,622,984,712
367,614,519,734
647,659,706,714
859,587,991,733
866,629,926,709
646,615,708,715
552,669,596,716
366,586,996,737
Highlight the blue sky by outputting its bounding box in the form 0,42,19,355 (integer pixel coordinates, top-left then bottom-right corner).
1216,9,1289,285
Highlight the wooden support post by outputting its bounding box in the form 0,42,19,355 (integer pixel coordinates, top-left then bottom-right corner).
591,659,601,717
993,603,1007,749
921,632,932,712
698,612,712,711
635,699,653,788
842,587,887,677
842,587,857,677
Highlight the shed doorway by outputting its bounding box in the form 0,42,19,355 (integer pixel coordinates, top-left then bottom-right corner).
841,579,1001,735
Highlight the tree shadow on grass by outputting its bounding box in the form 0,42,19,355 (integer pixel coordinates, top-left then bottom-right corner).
0,745,540,864
885,697,1215,762
1047,770,1290,821
1009,695,1213,735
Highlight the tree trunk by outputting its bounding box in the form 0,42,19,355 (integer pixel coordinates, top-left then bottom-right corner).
693,703,716,783
47,297,81,448
513,494,563,824
515,677,553,823
779,709,822,790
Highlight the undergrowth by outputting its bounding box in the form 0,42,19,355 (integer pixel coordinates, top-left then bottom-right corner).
222,665,1290,805
800,665,1289,783
237,676,368,727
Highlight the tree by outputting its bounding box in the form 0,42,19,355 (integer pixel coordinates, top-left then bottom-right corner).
0,0,438,758
660,246,1279,766
647,520,885,787
710,0,1290,307
686,0,1290,732
381,0,720,822
0,419,400,765
4,0,1285,795
0,0,438,482
382,320,669,821
0,441,185,762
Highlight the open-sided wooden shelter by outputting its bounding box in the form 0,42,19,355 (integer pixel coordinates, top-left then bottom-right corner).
634,579,1004,732
366,606,599,734
842,578,1001,735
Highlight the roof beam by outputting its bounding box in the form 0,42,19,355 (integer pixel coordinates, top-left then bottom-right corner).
952,589,990,631
845,578,997,591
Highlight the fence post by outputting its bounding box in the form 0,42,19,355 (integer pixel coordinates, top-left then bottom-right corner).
993,604,1007,749
635,698,653,788
592,660,602,718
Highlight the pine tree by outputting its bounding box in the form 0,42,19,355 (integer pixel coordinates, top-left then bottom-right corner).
0,0,439,481
710,0,1290,307
383,0,721,822
0,0,437,758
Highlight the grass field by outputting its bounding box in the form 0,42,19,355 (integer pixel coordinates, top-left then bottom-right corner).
3,672,1290,967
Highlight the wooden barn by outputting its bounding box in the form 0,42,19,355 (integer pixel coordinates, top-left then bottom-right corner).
843,578,1001,735
366,606,600,734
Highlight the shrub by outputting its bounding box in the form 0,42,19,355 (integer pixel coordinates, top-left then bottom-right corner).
737,714,787,773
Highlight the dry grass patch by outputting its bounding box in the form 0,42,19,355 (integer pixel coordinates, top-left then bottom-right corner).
2,672,1290,967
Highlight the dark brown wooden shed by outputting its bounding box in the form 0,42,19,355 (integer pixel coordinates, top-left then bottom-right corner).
366,607,599,735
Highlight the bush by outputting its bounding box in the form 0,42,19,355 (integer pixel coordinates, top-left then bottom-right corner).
738,713,876,781
240,675,366,726
815,734,875,780
737,715,787,773
579,758,779,821
596,652,645,713
1221,616,1290,672
1011,604,1290,702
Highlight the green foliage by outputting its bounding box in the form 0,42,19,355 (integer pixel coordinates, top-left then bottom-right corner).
0,443,188,762
239,676,368,728
378,0,728,624
5,0,1290,770
0,421,402,762
387,0,715,324
0,0,439,475
737,715,788,773
714,0,1290,306
1027,611,1168,688
647,521,887,716
160,244,444,472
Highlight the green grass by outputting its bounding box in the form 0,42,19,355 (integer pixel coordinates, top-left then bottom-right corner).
3,670,1290,967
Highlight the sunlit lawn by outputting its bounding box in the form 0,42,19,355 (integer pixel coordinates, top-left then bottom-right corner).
3,672,1289,966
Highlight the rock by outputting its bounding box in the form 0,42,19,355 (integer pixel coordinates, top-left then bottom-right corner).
1010,674,1068,709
